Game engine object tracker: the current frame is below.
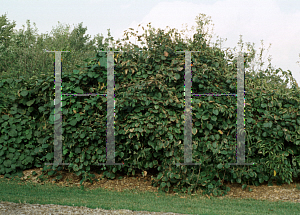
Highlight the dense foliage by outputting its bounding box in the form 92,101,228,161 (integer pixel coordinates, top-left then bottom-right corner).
1,13,300,197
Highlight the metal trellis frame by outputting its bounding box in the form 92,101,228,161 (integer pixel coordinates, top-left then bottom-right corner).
44,48,254,168
174,50,254,166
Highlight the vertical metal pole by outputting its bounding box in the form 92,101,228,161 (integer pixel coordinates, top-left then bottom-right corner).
106,51,115,164
237,52,245,164
229,52,254,166
176,51,201,166
184,51,193,164
45,50,70,166
98,50,143,166
53,51,62,166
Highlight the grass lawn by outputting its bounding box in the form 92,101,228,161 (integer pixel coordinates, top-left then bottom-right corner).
0,174,300,215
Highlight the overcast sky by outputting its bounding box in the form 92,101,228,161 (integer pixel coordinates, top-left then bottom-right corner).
1,0,300,89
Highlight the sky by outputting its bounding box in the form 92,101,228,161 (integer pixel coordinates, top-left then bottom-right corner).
1,0,300,89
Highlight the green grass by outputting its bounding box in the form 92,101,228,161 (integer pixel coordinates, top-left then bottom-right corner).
0,176,300,214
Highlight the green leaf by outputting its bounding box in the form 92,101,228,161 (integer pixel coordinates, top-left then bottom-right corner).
196,113,202,119
211,116,217,121
3,160,11,167
202,115,209,120
99,58,107,69
69,119,77,126
170,173,174,179
263,121,272,128
2,115,9,120
20,90,28,97
213,190,218,196
75,147,81,153
213,109,219,115
261,103,267,108
221,150,228,155
213,142,217,148
175,73,180,80
192,128,197,135
48,170,55,176
215,134,220,140
195,121,201,126
157,172,163,180
91,64,98,71
217,163,223,169
9,129,17,137
73,164,79,171
74,87,84,94
46,153,52,160
88,71,94,78
26,100,35,106
63,149,68,155
207,124,213,130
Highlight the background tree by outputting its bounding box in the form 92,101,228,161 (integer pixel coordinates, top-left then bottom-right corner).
0,13,17,74
1,12,298,94
0,15,114,83
184,12,299,94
